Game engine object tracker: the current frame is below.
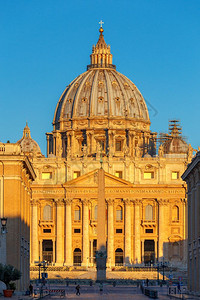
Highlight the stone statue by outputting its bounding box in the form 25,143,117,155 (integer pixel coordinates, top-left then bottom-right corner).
124,144,130,157
66,146,71,159
96,142,101,159
158,144,164,157
135,144,141,158
82,144,87,157
187,144,193,161
57,145,63,157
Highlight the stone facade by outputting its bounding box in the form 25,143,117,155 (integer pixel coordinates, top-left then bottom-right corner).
14,26,193,279
0,143,35,290
182,152,200,293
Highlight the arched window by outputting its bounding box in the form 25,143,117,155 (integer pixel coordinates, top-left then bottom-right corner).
115,248,123,266
74,205,81,221
145,205,153,220
73,248,81,266
116,205,123,221
172,205,179,221
94,205,98,220
43,205,52,221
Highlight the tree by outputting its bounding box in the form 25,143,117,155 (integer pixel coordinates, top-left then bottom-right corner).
0,264,21,289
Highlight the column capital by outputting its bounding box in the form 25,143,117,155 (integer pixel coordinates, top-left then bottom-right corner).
82,198,90,206
124,198,131,206
55,199,65,206
133,199,142,205
158,198,169,206
106,198,114,205
30,199,39,206
64,198,73,205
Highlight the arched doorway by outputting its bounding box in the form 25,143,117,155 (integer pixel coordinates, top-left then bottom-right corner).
73,248,82,266
115,248,123,266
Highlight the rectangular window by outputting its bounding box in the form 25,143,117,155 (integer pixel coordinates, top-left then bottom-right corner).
144,172,154,179
172,171,179,179
115,140,122,152
145,229,153,233
116,229,123,233
73,171,81,179
43,229,51,233
115,171,122,178
74,228,81,233
42,172,52,180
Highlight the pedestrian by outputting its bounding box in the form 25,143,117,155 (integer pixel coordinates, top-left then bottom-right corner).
177,282,181,293
99,283,103,294
29,283,33,295
146,278,149,287
76,284,80,296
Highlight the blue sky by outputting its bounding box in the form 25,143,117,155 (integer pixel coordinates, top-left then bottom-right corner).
0,0,199,154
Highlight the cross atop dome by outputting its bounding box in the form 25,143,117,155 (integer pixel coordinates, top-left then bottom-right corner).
99,20,104,28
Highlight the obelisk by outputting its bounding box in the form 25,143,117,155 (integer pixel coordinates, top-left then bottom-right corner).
96,168,107,281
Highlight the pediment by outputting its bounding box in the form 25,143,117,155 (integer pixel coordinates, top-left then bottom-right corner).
63,169,133,187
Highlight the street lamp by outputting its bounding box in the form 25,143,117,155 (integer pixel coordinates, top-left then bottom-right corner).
157,258,169,285
1,217,7,233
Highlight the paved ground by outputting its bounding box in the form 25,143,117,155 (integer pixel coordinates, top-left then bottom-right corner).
33,285,171,300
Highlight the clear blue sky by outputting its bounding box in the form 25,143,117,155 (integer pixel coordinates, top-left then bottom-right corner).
0,0,199,155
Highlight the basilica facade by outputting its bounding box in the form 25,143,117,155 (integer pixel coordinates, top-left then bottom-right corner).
16,26,192,277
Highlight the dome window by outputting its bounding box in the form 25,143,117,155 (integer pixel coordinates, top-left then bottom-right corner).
98,81,104,88
67,99,72,103
81,97,87,103
98,96,104,102
124,82,129,89
115,97,120,102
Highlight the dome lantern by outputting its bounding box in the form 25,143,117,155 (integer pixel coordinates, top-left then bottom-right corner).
87,24,116,70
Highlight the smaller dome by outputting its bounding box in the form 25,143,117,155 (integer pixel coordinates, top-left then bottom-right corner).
162,120,188,154
17,123,42,156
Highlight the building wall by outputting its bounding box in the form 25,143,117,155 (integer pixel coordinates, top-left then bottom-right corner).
182,153,200,293
30,153,188,275
0,143,35,291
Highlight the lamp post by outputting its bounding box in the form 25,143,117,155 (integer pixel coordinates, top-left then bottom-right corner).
1,217,7,233
157,257,169,285
0,217,7,264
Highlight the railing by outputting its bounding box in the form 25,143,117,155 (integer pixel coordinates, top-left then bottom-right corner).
87,63,116,70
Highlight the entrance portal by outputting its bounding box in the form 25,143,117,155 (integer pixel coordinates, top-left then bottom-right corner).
144,240,155,265
42,240,53,263
115,248,123,266
73,248,82,266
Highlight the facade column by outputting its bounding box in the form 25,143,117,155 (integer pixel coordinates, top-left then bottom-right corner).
124,199,132,265
65,198,72,266
134,199,141,264
31,199,39,264
107,199,114,267
158,199,167,260
56,199,64,265
82,199,89,267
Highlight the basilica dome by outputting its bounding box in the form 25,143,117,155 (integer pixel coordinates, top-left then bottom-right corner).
53,27,149,131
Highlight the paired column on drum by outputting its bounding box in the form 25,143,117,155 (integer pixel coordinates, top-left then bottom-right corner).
65,198,72,266
55,199,64,265
82,199,89,266
31,199,39,264
107,199,114,267
124,199,131,265
134,199,141,264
